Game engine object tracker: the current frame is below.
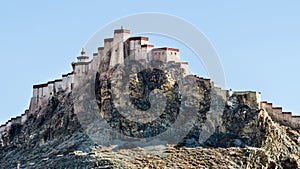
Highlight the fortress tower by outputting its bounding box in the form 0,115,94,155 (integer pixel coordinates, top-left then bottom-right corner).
13,28,300,136
127,36,150,61
0,28,194,136
72,48,91,79
109,28,131,68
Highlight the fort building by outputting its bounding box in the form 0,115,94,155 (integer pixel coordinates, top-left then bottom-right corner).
0,28,299,135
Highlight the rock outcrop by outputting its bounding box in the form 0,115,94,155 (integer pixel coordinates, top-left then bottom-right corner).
0,63,300,168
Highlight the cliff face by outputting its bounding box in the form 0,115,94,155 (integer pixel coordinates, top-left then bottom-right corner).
0,67,300,168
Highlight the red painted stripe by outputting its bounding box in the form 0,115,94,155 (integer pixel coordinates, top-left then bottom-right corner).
114,29,130,34
141,44,154,48
128,37,149,41
152,47,179,52
282,112,292,115
33,83,48,88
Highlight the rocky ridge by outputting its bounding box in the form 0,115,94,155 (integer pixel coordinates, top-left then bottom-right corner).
0,62,300,168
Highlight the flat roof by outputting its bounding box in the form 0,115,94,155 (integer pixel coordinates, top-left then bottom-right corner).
152,47,179,52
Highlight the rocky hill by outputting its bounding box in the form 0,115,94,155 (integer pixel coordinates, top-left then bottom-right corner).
0,63,300,169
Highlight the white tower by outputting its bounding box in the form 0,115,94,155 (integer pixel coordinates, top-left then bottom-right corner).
109,27,130,68
72,48,90,77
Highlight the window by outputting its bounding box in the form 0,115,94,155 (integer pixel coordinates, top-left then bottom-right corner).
175,52,177,55
171,52,173,55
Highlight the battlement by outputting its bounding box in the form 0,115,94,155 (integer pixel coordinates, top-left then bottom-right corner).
260,101,300,128
29,72,74,113
0,109,29,134
1,28,300,136
292,116,300,124
2,70,75,132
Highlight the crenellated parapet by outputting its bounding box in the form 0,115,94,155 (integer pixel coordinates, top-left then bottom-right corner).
29,72,74,114
62,72,75,93
292,115,300,124
2,27,300,137
260,101,300,128
1,70,75,134
0,109,29,135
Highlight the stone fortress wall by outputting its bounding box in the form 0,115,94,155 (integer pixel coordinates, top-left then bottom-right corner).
261,101,300,128
1,28,299,135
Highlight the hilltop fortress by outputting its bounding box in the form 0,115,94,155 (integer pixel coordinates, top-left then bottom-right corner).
0,28,299,135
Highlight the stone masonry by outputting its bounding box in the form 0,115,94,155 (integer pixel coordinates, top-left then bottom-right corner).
0,28,299,137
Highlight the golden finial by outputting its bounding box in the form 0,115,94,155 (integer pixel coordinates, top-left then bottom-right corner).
81,48,85,55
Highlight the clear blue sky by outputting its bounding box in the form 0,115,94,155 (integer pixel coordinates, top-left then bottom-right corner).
1,1,300,124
